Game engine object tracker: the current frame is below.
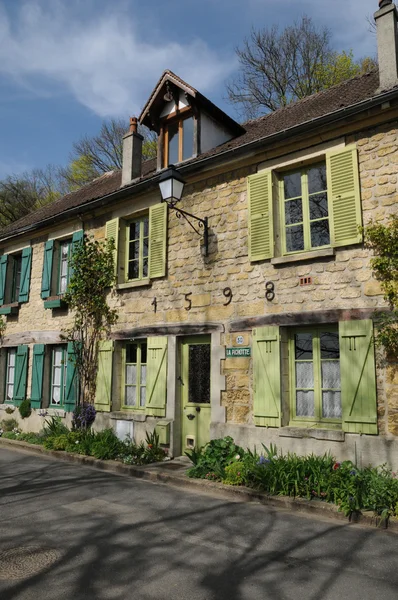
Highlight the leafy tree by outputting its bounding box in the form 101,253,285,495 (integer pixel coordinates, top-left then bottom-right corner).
364,215,398,356
63,235,118,405
60,118,157,190
227,16,376,119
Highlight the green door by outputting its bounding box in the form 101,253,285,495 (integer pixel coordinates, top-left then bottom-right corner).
180,336,211,451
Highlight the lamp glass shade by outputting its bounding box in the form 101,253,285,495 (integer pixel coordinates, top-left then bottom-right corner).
159,166,185,203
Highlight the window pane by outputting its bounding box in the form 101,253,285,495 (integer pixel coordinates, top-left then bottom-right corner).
52,386,61,405
310,220,330,248
141,343,147,364
182,117,194,160
13,256,22,301
284,172,301,199
140,387,146,407
285,198,303,225
126,364,137,385
129,241,140,261
322,391,342,419
125,386,136,406
309,193,328,219
128,261,139,280
143,218,149,237
320,332,340,359
321,361,340,389
296,390,315,417
8,349,16,368
295,333,313,360
296,362,314,388
308,164,327,194
126,344,137,364
129,222,140,241
143,239,148,259
53,366,61,386
6,384,13,401
286,224,304,252
142,259,148,278
141,364,147,385
188,344,211,404
168,121,179,164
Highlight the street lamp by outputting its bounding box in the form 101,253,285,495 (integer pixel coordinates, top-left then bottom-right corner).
158,165,209,256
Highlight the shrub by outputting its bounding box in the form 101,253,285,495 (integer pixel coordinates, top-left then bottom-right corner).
72,403,96,430
222,461,247,486
186,436,245,480
41,416,69,438
90,429,124,460
19,399,32,419
1,418,19,432
5,406,14,414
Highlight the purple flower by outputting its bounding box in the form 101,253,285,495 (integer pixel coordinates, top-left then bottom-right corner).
258,456,270,465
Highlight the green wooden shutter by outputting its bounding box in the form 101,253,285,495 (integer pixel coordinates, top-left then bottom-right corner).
146,336,168,417
18,247,32,303
95,340,113,412
339,319,378,435
41,240,54,299
64,342,79,412
13,345,29,406
69,229,84,283
149,203,167,279
105,218,119,277
30,344,45,409
248,170,274,262
252,326,280,427
326,145,362,247
0,254,8,305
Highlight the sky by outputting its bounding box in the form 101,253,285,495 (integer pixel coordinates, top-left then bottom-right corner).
0,0,379,180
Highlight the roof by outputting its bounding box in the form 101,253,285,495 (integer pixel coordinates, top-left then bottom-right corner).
0,69,389,240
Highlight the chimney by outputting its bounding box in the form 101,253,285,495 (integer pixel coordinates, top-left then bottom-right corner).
121,117,143,186
375,0,398,89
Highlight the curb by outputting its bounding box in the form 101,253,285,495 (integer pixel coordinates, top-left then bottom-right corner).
1,436,397,533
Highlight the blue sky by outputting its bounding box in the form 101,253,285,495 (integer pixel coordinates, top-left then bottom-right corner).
0,0,378,179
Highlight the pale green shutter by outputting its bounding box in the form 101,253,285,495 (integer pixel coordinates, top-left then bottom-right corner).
41,240,54,299
146,336,167,417
18,247,32,303
252,326,280,427
30,344,45,409
13,345,29,405
339,319,377,435
248,170,274,261
0,255,8,305
149,203,167,279
95,340,113,412
326,145,362,247
105,218,119,277
65,342,78,412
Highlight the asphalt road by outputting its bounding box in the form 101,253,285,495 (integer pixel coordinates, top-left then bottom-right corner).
1,447,398,600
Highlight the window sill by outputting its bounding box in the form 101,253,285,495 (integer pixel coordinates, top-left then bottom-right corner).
110,410,147,422
0,302,19,315
116,279,151,290
44,296,67,309
47,408,66,418
271,247,335,266
279,426,344,442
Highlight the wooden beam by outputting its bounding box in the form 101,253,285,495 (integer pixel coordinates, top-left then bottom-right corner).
112,322,224,340
229,308,388,332
1,331,64,347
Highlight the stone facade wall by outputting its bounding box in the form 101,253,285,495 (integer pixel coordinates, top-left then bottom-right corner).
1,120,398,447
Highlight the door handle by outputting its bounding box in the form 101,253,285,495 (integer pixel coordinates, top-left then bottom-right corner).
187,413,195,420
195,406,201,413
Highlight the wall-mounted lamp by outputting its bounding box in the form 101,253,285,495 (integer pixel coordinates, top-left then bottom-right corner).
159,165,209,256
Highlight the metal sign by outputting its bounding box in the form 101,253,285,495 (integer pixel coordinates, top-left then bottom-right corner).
226,347,251,358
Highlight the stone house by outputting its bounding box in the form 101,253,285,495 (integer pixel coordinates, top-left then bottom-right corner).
1,1,398,467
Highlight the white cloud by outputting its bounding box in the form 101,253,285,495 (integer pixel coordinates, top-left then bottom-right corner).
0,1,237,118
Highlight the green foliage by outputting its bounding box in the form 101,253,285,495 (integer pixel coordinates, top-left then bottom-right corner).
19,399,31,419
18,432,43,445
2,432,19,440
222,461,247,486
186,436,245,480
41,416,69,438
63,234,118,405
5,406,14,414
315,50,360,89
0,418,19,432
0,316,6,342
363,215,398,356
90,428,124,460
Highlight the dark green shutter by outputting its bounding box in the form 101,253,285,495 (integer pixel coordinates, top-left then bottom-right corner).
326,145,362,247
248,170,274,261
339,319,378,435
252,326,280,427
149,204,167,279
95,340,113,412
18,247,32,303
13,345,29,406
30,344,45,409
64,342,78,412
41,240,54,299
146,337,168,417
0,254,8,305
69,230,84,283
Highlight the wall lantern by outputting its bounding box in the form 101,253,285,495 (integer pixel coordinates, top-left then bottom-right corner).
158,165,209,256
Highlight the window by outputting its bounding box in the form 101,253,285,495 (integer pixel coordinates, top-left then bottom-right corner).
281,163,330,254
50,346,68,407
164,115,194,166
5,348,16,402
247,145,362,262
290,327,341,425
126,216,149,281
41,230,83,305
0,248,32,313
123,341,147,409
